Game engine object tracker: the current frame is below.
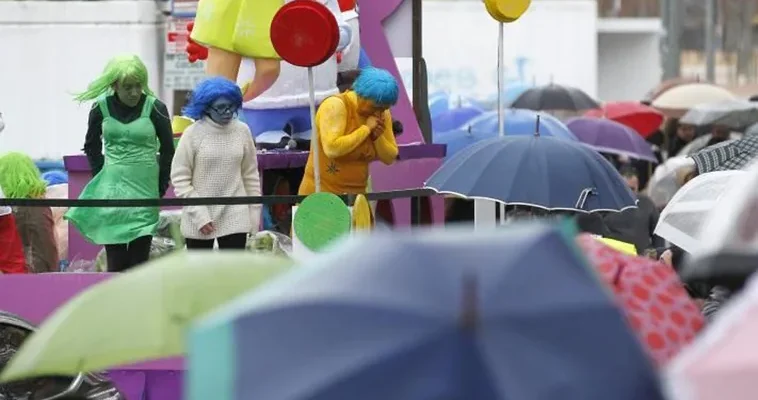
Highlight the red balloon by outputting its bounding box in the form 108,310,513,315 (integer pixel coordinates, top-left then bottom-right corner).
270,0,340,68
338,0,356,12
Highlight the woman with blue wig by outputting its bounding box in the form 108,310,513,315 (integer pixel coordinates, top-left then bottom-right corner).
298,67,400,195
171,77,261,250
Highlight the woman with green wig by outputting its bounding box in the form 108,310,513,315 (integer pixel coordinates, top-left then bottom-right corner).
65,54,174,272
0,152,59,273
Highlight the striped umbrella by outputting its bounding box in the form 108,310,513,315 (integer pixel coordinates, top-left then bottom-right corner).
691,135,758,173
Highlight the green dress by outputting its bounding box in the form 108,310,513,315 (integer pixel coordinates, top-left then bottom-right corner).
66,96,160,245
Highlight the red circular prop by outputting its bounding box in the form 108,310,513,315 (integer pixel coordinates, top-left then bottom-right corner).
270,0,340,68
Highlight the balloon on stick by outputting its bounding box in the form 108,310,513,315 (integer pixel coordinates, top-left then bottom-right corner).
271,0,341,193
482,0,531,224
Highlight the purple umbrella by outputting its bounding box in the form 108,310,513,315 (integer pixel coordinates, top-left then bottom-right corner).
432,106,484,133
566,117,657,163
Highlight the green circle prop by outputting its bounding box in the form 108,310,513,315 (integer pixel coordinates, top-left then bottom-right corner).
294,192,352,251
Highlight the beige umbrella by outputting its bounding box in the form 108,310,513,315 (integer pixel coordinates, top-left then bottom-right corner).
652,83,736,118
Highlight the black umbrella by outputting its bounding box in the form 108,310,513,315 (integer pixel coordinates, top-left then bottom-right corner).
510,84,600,112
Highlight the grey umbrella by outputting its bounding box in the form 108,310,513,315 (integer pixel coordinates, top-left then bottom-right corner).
691,134,758,173
679,100,758,128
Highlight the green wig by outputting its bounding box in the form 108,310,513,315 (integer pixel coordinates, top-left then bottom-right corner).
0,152,48,199
74,54,156,103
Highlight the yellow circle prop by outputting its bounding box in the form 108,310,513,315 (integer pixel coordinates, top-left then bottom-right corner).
352,194,373,231
484,0,531,23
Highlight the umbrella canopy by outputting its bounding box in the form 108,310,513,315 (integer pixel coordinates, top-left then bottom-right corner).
665,273,758,400
643,77,701,103
425,136,637,212
691,134,758,172
651,84,736,118
188,224,665,400
679,100,758,128
510,83,600,112
677,134,741,156
431,106,483,133
501,81,534,105
577,234,705,365
428,93,481,118
0,252,292,382
645,156,697,208
566,117,657,162
654,171,744,254
584,101,665,138
746,121,758,136
433,110,577,159
680,160,758,288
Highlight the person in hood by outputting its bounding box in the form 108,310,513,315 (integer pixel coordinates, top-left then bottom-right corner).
603,165,663,254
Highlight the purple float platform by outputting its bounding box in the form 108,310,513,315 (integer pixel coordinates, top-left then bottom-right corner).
63,144,445,262
0,273,183,400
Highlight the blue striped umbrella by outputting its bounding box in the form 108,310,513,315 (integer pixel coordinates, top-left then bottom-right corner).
187,225,664,400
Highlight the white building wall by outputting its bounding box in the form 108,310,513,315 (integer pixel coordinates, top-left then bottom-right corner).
0,1,164,160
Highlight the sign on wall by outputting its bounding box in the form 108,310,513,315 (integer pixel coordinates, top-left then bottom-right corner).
164,17,206,91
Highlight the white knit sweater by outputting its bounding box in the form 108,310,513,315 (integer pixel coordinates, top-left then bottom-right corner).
170,118,262,240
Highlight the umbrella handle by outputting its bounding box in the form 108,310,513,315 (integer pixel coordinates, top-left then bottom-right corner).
574,188,596,210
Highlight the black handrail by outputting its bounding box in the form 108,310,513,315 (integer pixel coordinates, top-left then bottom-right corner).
0,188,436,225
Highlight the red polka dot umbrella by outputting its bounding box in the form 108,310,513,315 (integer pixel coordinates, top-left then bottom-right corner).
576,234,705,366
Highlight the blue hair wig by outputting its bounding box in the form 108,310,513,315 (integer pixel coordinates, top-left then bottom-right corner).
182,77,243,120
42,170,68,186
352,67,399,107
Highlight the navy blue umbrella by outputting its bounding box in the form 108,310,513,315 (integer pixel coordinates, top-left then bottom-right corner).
188,224,664,400
425,135,637,212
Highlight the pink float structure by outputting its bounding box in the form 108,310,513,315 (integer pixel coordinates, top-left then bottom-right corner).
3,1,443,399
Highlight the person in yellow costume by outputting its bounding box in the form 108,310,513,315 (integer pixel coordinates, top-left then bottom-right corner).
298,67,399,195
190,0,282,102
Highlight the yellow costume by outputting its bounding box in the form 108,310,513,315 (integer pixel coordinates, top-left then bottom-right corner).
298,91,399,195
192,0,281,59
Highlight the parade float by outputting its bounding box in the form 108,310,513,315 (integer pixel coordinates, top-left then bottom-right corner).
3,0,452,398
62,0,446,264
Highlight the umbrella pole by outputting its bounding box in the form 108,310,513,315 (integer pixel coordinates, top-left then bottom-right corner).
308,66,320,193
497,21,506,224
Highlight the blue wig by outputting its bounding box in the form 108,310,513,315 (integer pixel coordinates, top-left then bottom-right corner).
42,170,68,186
352,67,399,107
182,77,243,120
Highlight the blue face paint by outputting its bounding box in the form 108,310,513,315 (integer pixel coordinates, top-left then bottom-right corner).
206,97,238,126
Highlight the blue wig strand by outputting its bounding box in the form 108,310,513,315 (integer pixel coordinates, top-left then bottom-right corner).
352,67,399,107
183,77,243,120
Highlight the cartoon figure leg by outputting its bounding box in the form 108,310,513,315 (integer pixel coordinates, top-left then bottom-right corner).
190,0,283,101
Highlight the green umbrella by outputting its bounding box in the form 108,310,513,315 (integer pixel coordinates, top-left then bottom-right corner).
0,251,292,382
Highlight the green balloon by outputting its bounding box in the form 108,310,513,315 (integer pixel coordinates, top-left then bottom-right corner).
294,192,352,251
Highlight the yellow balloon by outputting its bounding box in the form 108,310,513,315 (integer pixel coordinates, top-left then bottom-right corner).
483,0,531,23
171,116,194,134
352,194,374,231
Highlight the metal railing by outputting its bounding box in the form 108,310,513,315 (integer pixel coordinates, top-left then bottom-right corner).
0,188,436,225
